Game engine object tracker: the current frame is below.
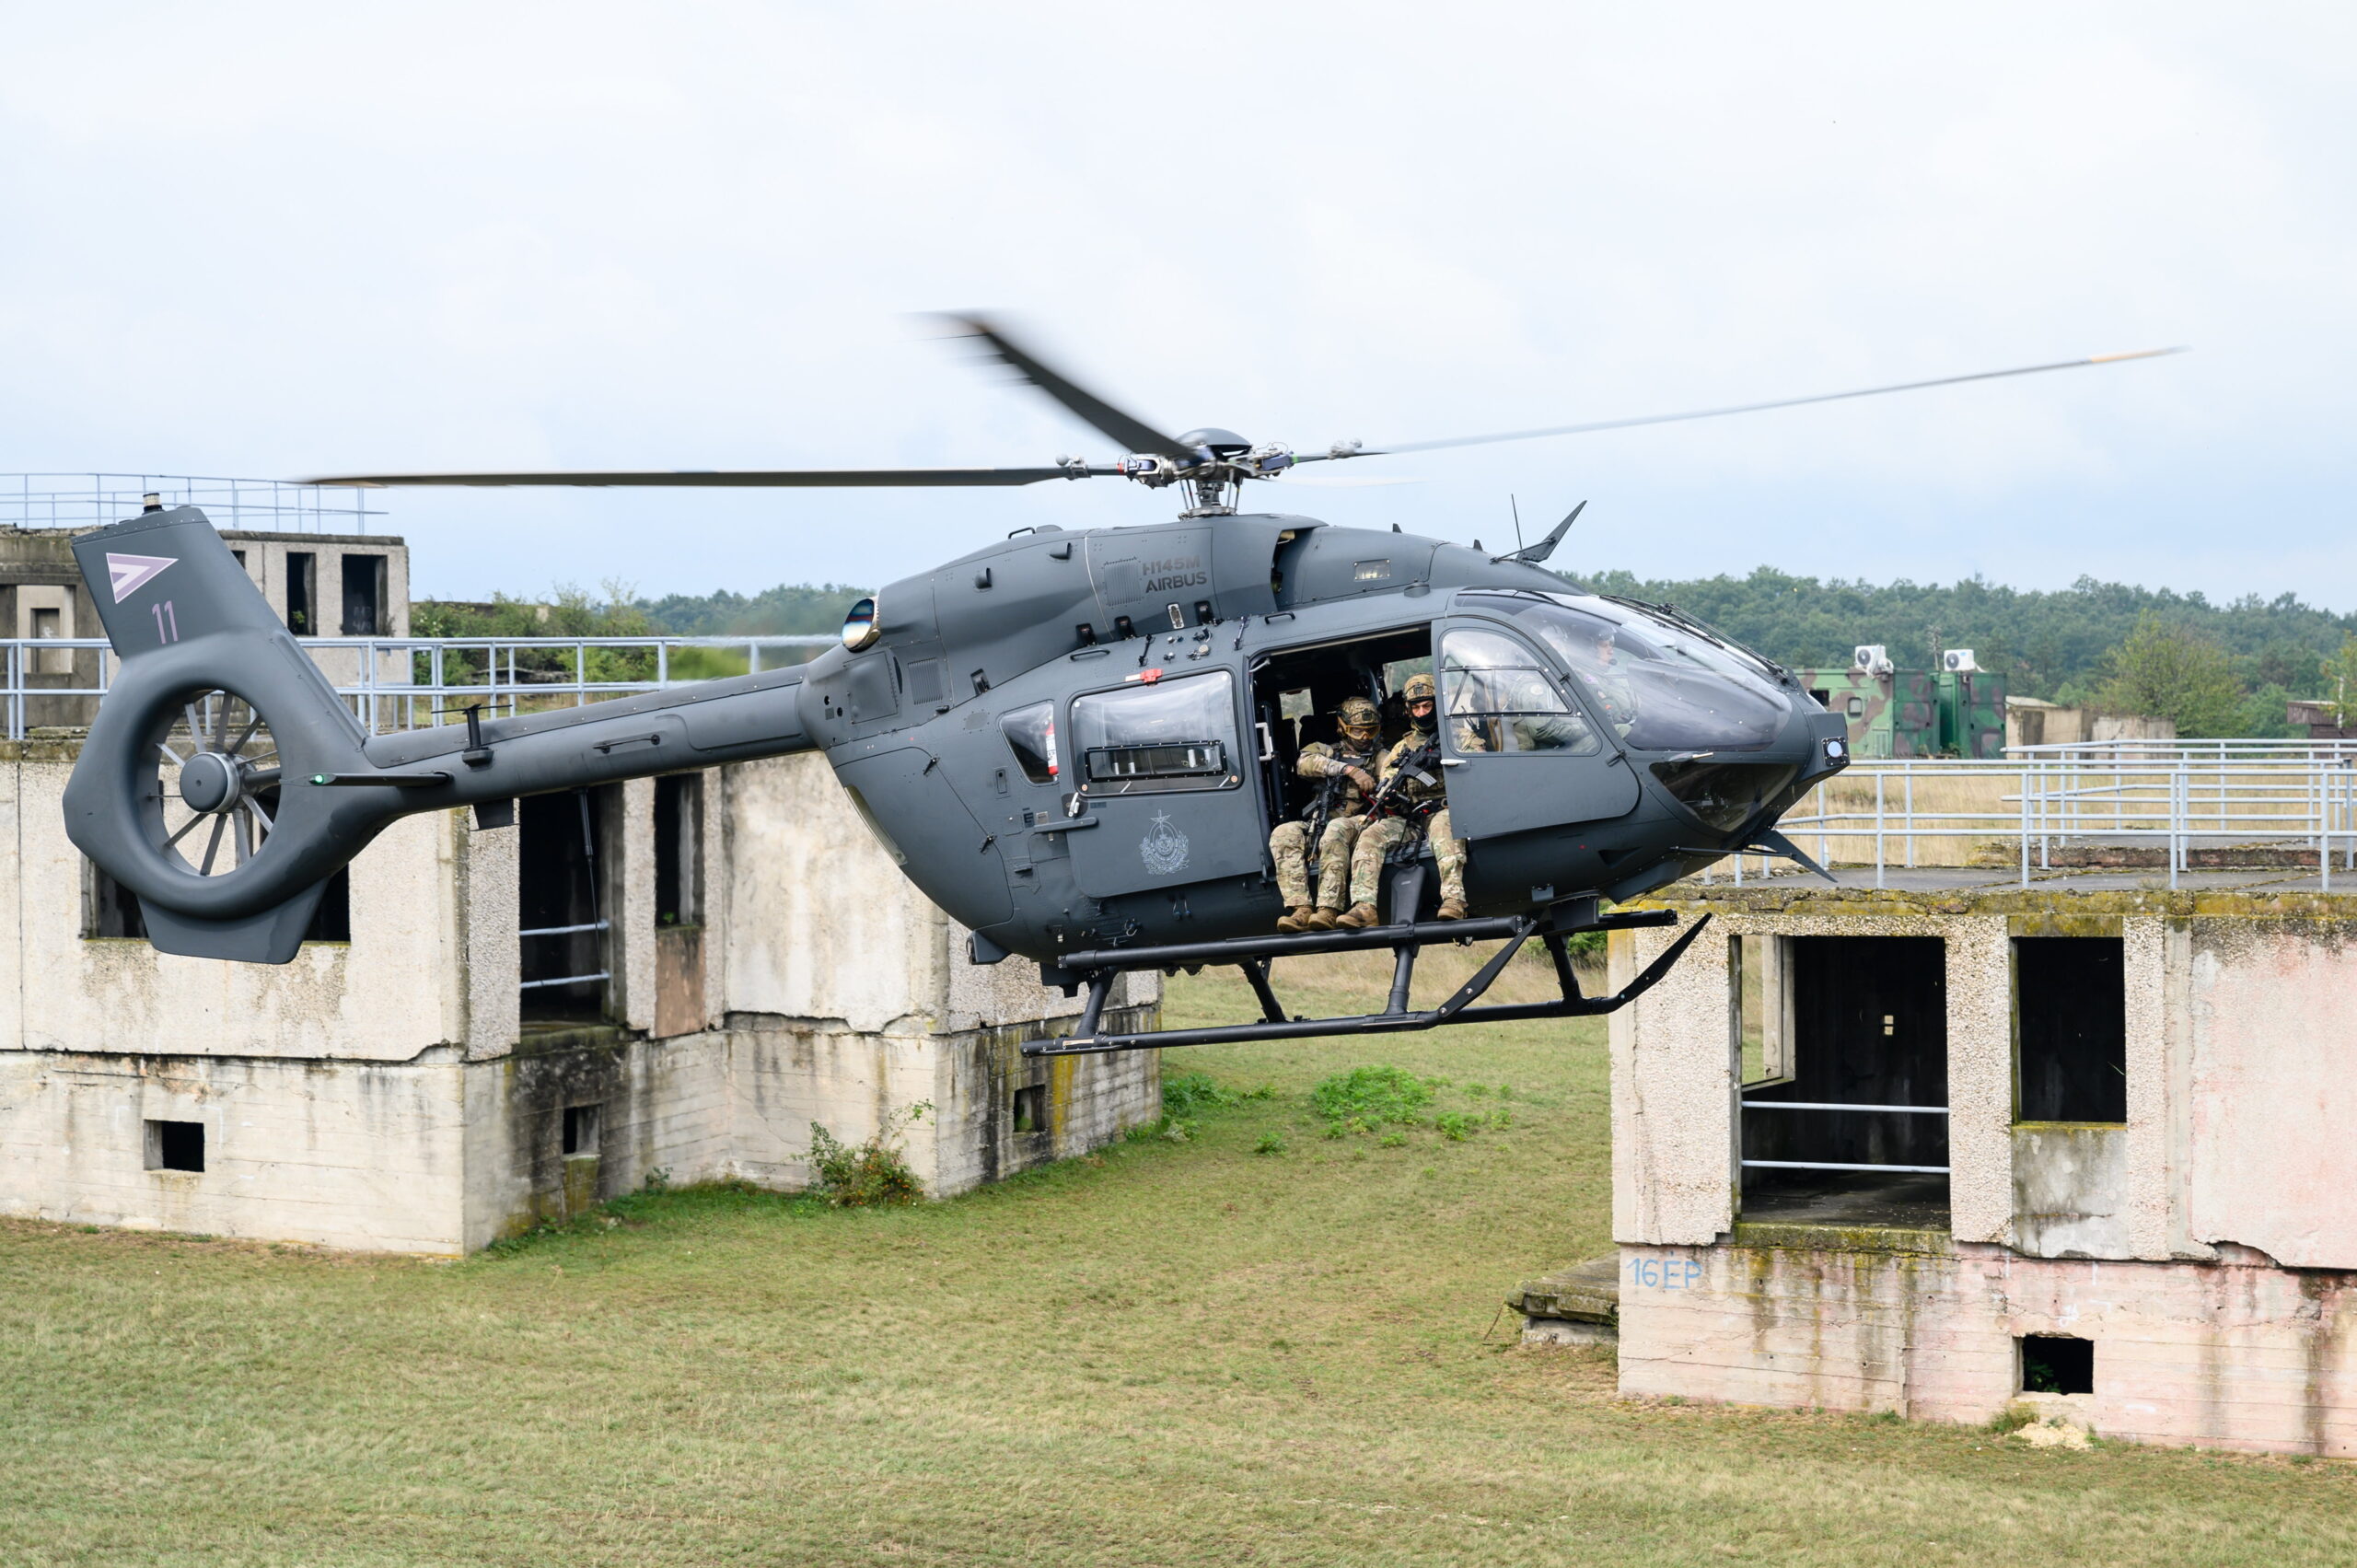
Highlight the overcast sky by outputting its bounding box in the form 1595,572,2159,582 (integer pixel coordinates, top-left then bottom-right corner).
3,5,2349,606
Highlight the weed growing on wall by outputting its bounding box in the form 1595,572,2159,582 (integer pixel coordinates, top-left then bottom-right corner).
807,1102,933,1207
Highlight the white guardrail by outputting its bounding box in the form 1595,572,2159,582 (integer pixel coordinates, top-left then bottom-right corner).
0,634,837,739
1717,739,2357,890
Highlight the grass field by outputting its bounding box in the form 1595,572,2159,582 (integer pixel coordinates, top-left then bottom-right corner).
3,948,2351,1565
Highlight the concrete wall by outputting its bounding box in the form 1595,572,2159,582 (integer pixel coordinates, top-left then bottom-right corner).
0,742,1160,1252
1620,1238,2357,1456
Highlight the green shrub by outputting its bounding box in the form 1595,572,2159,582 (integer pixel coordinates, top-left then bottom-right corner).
1310,1064,1435,1134
1163,1071,1238,1120
807,1102,932,1207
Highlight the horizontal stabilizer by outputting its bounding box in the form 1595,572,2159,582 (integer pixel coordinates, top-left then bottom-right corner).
138,884,330,965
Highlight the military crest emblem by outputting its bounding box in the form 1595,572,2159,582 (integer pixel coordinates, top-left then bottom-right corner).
1139,810,1190,876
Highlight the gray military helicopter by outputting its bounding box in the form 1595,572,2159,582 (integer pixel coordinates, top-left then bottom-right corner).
59,321,2174,1057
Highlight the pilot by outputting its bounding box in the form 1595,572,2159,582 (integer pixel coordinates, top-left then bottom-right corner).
1585,626,1638,734
1269,696,1383,933
1337,671,1469,926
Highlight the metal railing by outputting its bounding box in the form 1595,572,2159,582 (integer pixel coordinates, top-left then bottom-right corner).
1714,738,2357,891
1738,1101,1952,1175
0,633,838,740
0,474,385,533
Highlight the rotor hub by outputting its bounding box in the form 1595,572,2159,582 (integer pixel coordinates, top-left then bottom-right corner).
177,750,240,814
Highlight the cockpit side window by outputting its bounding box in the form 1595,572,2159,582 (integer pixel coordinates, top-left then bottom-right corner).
1438,627,1599,757
1477,595,1785,752
1071,669,1241,796
999,701,1060,785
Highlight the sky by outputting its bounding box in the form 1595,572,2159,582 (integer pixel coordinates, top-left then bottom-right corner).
1,4,2350,606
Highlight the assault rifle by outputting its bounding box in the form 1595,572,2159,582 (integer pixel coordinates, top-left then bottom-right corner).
1365,736,1443,823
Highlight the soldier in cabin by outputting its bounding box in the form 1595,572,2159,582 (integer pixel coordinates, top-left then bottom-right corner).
1268,696,1384,933
1336,672,1469,927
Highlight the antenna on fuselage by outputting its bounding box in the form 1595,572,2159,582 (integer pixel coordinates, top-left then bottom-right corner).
1492,499,1586,565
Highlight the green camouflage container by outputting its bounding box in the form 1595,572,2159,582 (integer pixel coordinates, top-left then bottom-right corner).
1798,668,1938,758
1936,668,2009,759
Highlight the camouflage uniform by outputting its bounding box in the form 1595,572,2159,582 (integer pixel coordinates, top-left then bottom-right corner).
1268,698,1381,913
1347,674,1468,912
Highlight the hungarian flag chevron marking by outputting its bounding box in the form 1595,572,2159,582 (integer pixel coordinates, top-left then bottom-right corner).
105,552,178,604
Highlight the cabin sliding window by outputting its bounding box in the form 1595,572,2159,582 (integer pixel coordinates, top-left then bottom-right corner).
1439,627,1597,756
1071,669,1239,796
999,701,1061,785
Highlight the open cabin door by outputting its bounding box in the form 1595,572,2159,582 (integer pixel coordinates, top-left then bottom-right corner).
1063,667,1267,898
1435,617,1639,840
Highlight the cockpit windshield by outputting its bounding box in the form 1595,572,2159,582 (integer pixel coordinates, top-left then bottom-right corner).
1465,592,1788,752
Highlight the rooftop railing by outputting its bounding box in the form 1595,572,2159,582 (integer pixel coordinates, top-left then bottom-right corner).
0,474,385,533
1737,739,2357,891
0,633,837,740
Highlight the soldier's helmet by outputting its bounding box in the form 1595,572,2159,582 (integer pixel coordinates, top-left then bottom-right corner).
1402,672,1437,703
1338,696,1381,734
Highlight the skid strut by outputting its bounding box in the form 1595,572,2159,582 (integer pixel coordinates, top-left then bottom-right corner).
1023,895,1711,1059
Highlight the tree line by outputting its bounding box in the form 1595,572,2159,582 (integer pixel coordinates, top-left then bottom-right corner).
1581,566,2357,738
414,569,2357,738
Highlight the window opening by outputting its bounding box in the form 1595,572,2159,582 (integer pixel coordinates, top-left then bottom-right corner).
999,701,1060,785
1071,669,1240,796
1438,626,1597,756
284,552,316,635
2020,1335,2094,1395
563,1103,601,1157
2014,937,2126,1123
1012,1084,1046,1134
655,773,703,927
518,788,610,1022
86,862,346,942
1730,934,1787,1086
1740,935,1948,1228
341,553,388,635
145,1120,204,1172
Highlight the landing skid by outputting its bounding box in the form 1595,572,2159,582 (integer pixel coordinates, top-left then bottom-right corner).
1025,870,1713,1059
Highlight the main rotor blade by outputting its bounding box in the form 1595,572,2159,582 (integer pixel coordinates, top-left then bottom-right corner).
302,466,1115,489
1315,346,2187,459
938,313,1196,460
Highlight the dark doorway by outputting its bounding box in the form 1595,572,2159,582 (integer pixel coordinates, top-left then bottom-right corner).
285,552,316,636
2014,938,2126,1123
341,553,388,635
654,773,702,929
1742,935,1949,1226
519,788,610,1023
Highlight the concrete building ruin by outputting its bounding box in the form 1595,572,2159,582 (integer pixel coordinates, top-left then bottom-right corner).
1585,875,2357,1457
0,513,1157,1252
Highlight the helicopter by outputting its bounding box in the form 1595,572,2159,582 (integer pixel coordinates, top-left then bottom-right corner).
59,320,2176,1056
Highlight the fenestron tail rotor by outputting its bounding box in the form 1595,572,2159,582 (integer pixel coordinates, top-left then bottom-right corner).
300,326,2184,518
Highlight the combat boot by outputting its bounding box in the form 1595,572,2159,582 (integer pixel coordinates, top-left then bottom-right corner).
1276,906,1314,934
1434,898,1467,921
1335,902,1381,930
1306,906,1342,931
